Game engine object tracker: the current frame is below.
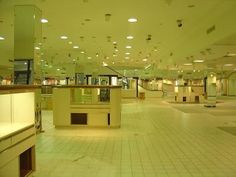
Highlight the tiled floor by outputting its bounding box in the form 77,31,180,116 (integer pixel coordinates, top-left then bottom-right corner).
30,97,236,177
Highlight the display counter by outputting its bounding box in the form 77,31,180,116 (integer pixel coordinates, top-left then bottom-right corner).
174,86,204,103
0,86,37,177
53,85,121,128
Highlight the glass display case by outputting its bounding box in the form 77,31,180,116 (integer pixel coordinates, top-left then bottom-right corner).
0,86,37,177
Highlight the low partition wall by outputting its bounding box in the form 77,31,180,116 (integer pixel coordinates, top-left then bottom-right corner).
138,86,163,98
53,85,121,128
121,89,136,98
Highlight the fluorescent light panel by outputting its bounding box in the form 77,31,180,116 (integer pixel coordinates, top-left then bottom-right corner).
193,59,204,63
225,53,236,57
184,63,192,66
224,64,233,67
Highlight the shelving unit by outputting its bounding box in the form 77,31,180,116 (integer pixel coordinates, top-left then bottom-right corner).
53,85,121,128
0,86,37,177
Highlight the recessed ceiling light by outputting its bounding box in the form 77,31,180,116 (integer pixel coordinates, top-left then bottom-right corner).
57,68,60,71
40,59,44,62
41,18,48,23
80,51,85,54
68,41,73,44
115,49,119,52
126,46,132,49
88,56,92,59
73,45,79,49
193,70,196,72
128,18,137,23
102,62,108,66
73,59,76,61
125,52,130,55
154,49,158,52
142,58,147,62
126,36,134,39
125,56,130,59
24,62,27,65
60,36,68,40
112,61,115,64
113,41,117,44
184,63,192,66
113,54,117,57
35,47,40,50
193,59,204,63
224,64,233,67
0,36,5,40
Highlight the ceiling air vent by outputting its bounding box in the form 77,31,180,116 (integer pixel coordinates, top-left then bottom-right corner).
206,25,215,34
107,36,111,42
105,14,111,22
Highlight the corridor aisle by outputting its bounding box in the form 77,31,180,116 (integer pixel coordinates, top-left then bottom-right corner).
30,98,236,177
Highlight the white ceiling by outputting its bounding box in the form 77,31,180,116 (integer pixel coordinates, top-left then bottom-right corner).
0,0,236,78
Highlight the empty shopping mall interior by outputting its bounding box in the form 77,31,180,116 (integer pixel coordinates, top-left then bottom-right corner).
0,0,236,177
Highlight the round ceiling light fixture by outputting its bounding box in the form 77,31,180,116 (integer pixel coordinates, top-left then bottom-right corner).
126,36,134,39
128,18,137,23
41,18,48,23
60,36,68,40
73,45,79,49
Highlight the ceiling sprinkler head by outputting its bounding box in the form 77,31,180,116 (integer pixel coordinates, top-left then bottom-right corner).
177,19,183,27
146,34,152,41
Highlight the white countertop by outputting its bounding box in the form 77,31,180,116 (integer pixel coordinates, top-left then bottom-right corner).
0,122,34,140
